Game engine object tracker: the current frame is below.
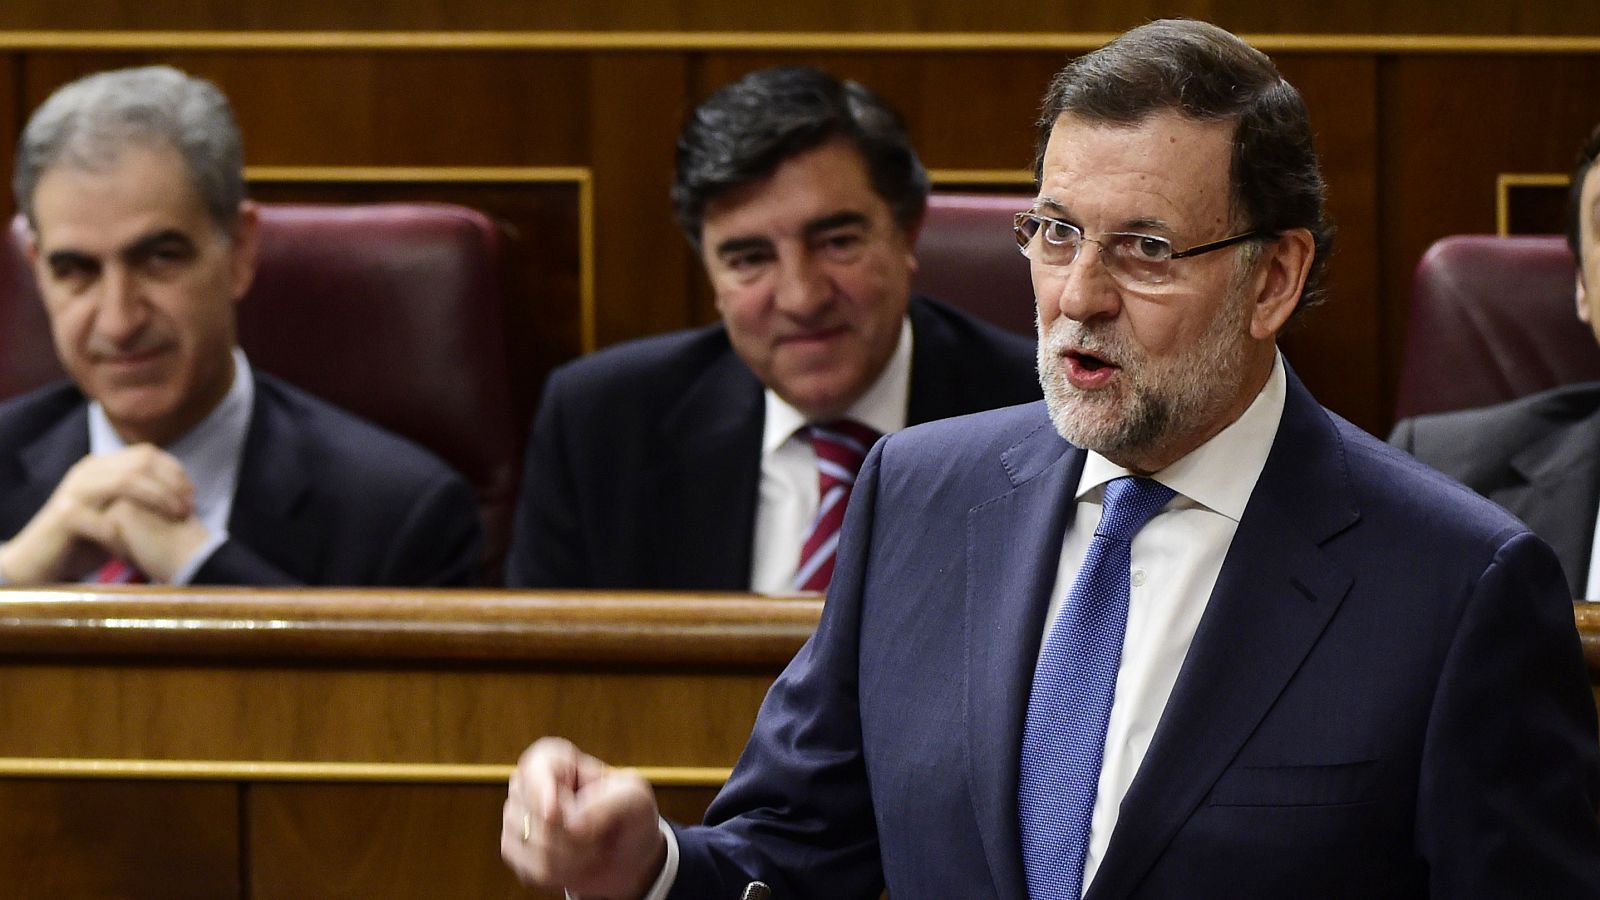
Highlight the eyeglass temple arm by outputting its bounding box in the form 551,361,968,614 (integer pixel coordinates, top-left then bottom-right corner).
1169,229,1270,259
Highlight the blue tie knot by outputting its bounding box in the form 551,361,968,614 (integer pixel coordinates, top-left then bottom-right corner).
1095,476,1176,542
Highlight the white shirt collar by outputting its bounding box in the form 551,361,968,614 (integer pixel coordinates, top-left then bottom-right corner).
1077,351,1287,521
761,315,913,453
88,346,255,533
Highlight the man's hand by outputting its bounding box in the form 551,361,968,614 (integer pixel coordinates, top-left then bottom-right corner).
0,445,196,583
502,737,667,900
105,497,212,583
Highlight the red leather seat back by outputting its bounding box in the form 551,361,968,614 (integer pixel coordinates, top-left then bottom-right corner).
1395,235,1600,420
914,192,1036,337
0,219,66,397
1,204,519,571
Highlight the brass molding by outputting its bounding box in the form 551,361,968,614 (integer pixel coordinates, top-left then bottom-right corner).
245,164,596,353
1,31,1600,54
1494,172,1569,236
1577,602,1600,673
0,757,731,787
928,168,1033,189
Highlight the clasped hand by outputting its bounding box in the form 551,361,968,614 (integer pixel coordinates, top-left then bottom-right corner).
0,444,210,584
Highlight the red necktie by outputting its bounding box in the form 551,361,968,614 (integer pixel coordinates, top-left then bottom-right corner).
792,420,880,593
95,558,147,584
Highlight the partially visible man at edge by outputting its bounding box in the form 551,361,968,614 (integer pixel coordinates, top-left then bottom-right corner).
499,19,1600,900
504,65,1040,593
1391,123,1600,600
0,65,482,586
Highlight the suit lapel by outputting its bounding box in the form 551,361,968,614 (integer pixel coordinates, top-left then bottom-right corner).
14,406,90,533
966,415,1083,900
906,298,963,426
651,351,764,590
1499,410,1600,597
1085,371,1358,900
19,403,88,493
226,375,318,572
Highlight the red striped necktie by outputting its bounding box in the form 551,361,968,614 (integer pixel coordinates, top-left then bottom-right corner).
95,558,147,584
792,420,880,593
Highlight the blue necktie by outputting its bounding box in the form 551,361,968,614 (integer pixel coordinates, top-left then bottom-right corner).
1018,475,1176,899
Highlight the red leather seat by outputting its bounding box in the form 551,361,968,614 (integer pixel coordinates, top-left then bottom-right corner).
1394,235,1600,420
0,203,521,573
914,192,1036,337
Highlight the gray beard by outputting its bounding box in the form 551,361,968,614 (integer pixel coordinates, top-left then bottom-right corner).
1036,285,1253,466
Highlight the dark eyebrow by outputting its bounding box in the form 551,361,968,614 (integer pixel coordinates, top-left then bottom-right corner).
44,249,97,270
123,229,195,260
1031,199,1171,235
713,235,774,259
1031,197,1067,217
801,211,869,239
1117,217,1172,234
43,228,196,272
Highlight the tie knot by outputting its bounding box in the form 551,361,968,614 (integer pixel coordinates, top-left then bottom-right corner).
808,420,880,472
1095,476,1175,542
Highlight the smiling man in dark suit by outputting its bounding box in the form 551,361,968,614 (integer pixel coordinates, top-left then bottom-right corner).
502,22,1600,899
1391,124,1600,600
0,65,481,587
505,66,1040,594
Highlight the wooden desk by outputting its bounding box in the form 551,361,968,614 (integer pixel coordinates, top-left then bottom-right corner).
1576,603,1600,711
0,588,820,899
0,592,1594,898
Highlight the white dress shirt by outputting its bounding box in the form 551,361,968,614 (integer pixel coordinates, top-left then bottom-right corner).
1584,501,1600,600
87,346,254,584
1060,353,1286,894
748,317,912,593
645,353,1287,899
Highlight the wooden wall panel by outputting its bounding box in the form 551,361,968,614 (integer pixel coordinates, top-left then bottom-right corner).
1379,55,1600,422
247,782,724,900
0,591,796,898
0,663,771,766
0,1,1598,34
0,780,239,899
587,53,693,346
250,783,538,900
19,52,595,166
1274,55,1383,432
692,52,1058,172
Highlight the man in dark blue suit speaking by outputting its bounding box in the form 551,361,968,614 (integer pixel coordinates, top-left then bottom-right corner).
501,20,1600,898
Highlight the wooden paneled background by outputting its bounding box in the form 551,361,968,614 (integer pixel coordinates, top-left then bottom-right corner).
0,2,1598,34
0,15,1594,434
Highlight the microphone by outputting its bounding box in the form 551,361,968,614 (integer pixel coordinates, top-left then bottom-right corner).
740,882,772,900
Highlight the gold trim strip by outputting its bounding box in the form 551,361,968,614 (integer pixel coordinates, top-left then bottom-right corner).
246,165,591,183
243,164,597,353
578,170,596,353
928,168,1033,187
0,758,730,787
0,31,1599,54
1495,172,1570,236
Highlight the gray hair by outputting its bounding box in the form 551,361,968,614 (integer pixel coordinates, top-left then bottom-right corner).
1035,20,1334,318
13,65,245,230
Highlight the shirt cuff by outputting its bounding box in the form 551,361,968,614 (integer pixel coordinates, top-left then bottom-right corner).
170,530,228,586
567,817,679,900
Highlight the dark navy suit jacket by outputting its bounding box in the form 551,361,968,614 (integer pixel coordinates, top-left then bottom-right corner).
1390,381,1600,599
506,296,1041,589
0,372,482,586
670,368,1600,898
